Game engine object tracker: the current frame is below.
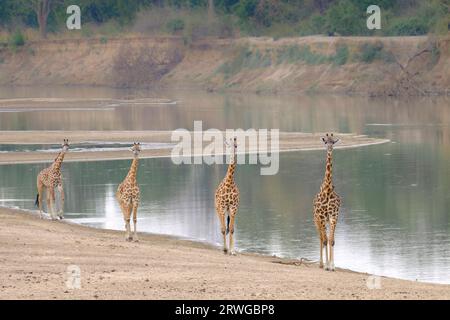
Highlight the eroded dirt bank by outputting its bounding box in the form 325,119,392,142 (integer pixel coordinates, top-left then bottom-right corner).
0,36,448,96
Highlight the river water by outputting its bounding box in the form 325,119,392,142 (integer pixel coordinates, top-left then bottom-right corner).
0,86,449,284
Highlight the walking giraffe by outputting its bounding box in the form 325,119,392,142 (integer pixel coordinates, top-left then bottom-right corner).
116,142,141,242
313,133,341,271
215,137,240,255
35,139,70,220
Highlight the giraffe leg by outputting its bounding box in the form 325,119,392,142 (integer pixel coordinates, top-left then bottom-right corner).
45,189,53,220
132,201,139,242
228,209,237,255
215,205,227,254
37,181,44,219
57,183,65,219
328,218,337,271
314,218,326,268
49,187,57,220
123,202,132,241
321,223,329,270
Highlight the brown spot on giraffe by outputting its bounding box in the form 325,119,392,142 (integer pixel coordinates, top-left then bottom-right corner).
215,137,240,255
36,139,70,220
116,142,141,242
313,133,341,271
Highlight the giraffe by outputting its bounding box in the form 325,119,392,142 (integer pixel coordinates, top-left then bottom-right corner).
313,133,341,271
116,142,141,242
35,139,70,220
215,137,240,255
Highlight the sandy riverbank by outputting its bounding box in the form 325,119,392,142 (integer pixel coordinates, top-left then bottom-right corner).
0,131,389,164
0,207,449,300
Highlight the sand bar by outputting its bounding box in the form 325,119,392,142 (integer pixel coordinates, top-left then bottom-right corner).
0,131,389,164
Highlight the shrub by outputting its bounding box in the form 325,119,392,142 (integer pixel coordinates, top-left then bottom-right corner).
277,45,328,65
387,17,428,36
9,30,25,47
358,42,384,63
332,43,349,65
325,0,364,36
309,14,327,34
166,19,185,34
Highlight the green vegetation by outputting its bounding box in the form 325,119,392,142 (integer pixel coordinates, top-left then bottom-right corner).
216,40,396,77
166,18,185,34
357,41,395,63
0,0,448,39
358,42,384,63
8,30,26,47
332,43,349,65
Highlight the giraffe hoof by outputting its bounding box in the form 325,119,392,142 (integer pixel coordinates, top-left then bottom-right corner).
223,249,228,254
230,251,236,256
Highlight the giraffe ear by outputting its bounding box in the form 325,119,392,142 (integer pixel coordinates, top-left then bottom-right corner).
322,137,326,143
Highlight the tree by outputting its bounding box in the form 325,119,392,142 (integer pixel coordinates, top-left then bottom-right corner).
325,0,364,35
208,0,215,21
29,0,55,38
0,0,16,26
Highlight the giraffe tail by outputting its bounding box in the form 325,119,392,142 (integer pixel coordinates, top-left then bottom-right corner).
226,215,230,235
35,193,39,207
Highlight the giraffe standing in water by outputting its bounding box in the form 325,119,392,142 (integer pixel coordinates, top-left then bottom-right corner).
215,137,240,255
116,142,141,242
36,139,70,220
313,133,341,271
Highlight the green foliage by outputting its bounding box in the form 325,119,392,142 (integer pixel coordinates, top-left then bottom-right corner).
216,47,272,77
0,0,448,38
359,42,384,63
332,43,349,65
325,0,365,36
386,17,428,36
277,45,329,65
166,19,185,34
9,31,25,47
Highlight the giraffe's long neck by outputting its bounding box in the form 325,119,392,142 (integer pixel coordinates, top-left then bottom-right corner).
225,151,237,181
126,156,139,183
52,151,66,172
321,149,333,192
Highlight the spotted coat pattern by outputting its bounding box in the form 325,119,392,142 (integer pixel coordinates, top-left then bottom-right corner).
215,139,240,255
313,134,341,271
36,140,69,220
116,143,141,241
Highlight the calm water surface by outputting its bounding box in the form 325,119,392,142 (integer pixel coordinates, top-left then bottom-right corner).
0,87,449,284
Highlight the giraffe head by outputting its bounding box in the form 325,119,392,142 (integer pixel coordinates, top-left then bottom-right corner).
130,142,141,157
61,139,70,152
225,137,238,155
322,133,339,151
